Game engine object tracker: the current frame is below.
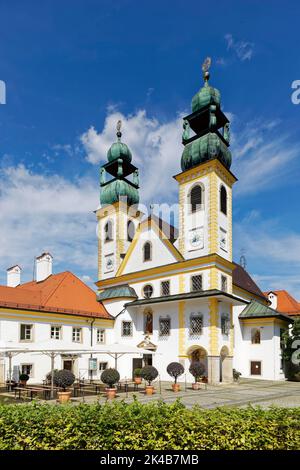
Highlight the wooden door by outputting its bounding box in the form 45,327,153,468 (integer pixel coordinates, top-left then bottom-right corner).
250,361,261,375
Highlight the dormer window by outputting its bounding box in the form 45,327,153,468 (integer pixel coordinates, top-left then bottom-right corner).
143,242,152,262
104,220,113,242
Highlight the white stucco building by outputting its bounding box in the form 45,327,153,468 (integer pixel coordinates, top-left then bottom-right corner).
0,67,293,385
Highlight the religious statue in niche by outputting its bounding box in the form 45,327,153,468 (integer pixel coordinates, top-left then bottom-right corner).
144,310,153,335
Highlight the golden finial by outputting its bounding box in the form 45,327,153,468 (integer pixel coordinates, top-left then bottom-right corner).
202,57,211,83
116,120,122,140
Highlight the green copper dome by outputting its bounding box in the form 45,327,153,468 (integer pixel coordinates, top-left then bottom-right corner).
181,132,231,171
191,81,221,114
107,141,132,163
100,179,139,206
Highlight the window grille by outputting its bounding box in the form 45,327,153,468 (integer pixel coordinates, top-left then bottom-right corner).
221,315,230,336
221,275,227,292
122,321,132,337
190,186,203,213
191,275,203,292
189,313,203,336
159,317,171,336
161,280,170,296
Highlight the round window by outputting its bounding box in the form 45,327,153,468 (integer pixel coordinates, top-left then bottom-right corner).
143,284,153,299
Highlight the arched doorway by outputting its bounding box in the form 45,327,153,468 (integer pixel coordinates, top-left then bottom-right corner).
220,346,231,383
187,345,208,377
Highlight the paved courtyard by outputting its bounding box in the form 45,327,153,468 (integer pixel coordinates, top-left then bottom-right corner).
73,378,300,409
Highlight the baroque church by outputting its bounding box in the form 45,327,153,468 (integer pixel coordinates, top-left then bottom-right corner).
0,63,293,384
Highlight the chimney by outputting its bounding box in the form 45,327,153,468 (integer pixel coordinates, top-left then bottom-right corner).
7,265,22,287
36,252,53,282
268,292,278,310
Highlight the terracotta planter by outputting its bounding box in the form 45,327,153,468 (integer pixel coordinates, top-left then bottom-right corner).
192,382,201,390
20,380,28,386
57,391,71,404
134,377,142,385
172,383,180,392
105,387,117,399
201,377,208,384
145,385,154,396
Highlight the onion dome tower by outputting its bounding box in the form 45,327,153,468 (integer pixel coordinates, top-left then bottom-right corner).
100,120,139,206
181,57,232,171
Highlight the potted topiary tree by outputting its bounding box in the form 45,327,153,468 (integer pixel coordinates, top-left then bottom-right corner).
19,373,29,386
167,362,184,392
189,362,205,390
140,365,158,395
101,368,120,399
133,368,142,385
53,369,75,403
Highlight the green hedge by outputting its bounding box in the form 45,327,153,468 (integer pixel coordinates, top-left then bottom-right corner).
0,400,299,450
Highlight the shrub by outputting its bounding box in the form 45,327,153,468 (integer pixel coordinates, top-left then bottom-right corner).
45,369,59,385
101,368,120,388
0,401,299,450
167,362,184,384
189,362,205,382
140,366,158,386
19,374,29,382
53,370,75,391
133,368,142,378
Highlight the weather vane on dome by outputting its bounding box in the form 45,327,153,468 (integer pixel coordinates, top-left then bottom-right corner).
116,119,122,141
202,57,211,82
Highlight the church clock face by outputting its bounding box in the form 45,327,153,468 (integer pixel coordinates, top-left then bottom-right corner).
189,228,204,250
105,255,114,272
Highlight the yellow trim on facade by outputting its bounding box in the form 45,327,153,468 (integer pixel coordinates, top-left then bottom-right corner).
208,171,218,254
98,254,235,288
210,266,219,290
240,317,289,327
209,298,219,356
174,159,237,186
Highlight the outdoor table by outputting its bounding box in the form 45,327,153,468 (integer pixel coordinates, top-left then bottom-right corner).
14,386,46,401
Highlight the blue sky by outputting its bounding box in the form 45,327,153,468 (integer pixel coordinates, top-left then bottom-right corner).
0,0,300,297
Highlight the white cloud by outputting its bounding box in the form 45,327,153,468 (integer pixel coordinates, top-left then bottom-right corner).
80,109,184,203
225,33,254,61
0,164,98,285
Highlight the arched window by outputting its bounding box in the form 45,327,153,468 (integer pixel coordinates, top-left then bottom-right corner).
104,220,113,242
144,309,153,334
143,242,152,262
127,220,135,242
251,328,261,344
143,284,153,299
190,185,203,213
220,185,227,215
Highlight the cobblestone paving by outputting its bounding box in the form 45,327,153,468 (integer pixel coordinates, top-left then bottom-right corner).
73,379,300,409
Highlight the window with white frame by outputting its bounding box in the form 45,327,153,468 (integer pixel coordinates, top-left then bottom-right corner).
50,326,61,340
20,324,33,341
122,321,132,337
99,362,108,371
159,316,171,336
189,313,203,336
21,364,33,376
191,274,203,292
72,327,82,343
97,328,105,344
161,280,170,296
221,275,228,292
221,314,230,336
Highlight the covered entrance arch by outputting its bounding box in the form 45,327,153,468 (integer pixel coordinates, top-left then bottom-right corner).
187,345,208,377
220,346,232,383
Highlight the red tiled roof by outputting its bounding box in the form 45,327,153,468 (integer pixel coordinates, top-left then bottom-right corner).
264,290,300,316
232,263,266,300
0,272,111,319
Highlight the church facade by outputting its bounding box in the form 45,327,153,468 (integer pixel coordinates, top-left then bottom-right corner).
95,65,292,383
0,64,293,385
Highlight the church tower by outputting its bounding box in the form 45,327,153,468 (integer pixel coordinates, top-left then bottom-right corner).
174,58,237,292
96,121,142,281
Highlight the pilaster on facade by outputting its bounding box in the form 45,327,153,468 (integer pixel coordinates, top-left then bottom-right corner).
209,297,219,356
